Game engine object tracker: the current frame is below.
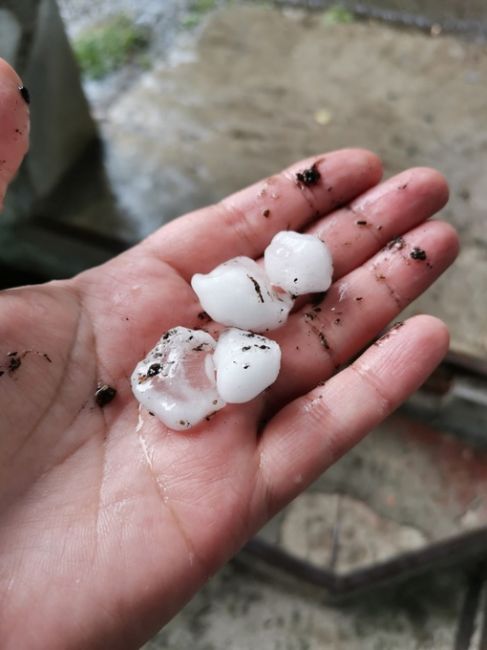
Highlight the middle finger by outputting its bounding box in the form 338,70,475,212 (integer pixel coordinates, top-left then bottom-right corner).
267,218,459,406
310,166,449,280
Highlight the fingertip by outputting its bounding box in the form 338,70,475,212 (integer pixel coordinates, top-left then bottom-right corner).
327,147,383,184
408,166,450,210
420,218,460,265
366,314,450,385
0,58,23,89
438,219,460,261
406,314,450,354
352,148,383,181
0,58,30,207
380,315,449,381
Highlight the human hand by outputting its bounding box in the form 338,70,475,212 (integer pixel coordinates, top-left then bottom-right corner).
0,59,458,649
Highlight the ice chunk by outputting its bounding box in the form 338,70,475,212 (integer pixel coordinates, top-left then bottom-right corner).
264,231,333,295
213,328,281,403
130,327,225,431
191,256,293,332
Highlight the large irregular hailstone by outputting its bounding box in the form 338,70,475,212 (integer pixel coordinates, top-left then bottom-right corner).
213,328,281,403
131,327,225,431
264,231,333,295
191,256,293,332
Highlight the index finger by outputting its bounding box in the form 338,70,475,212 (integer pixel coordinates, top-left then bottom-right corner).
143,148,382,279
0,58,30,209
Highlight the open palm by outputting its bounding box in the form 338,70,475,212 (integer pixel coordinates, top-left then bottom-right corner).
0,60,458,649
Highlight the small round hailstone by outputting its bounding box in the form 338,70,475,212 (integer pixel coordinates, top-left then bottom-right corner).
264,231,333,295
191,256,293,332
213,328,281,403
130,327,225,431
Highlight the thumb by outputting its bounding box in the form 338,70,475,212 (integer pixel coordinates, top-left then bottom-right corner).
0,58,30,210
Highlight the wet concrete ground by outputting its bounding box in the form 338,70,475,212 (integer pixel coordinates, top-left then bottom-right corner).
31,2,487,647
145,557,460,650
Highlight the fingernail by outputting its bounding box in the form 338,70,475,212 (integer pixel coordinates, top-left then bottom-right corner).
19,86,30,105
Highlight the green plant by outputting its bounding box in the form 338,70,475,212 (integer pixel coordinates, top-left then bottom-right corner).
181,0,219,29
191,0,218,10
74,14,150,79
322,4,354,25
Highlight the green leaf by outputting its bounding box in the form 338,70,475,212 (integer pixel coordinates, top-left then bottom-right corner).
322,5,355,26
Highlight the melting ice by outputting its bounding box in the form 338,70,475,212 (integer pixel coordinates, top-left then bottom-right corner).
130,327,225,431
264,231,333,295
213,328,281,403
191,256,293,332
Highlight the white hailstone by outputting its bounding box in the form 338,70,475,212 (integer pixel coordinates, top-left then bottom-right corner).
191,256,293,332
264,231,333,295
130,327,225,431
213,328,281,403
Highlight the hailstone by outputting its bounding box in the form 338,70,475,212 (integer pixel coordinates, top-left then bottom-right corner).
264,231,333,295
213,328,281,403
130,327,225,430
191,256,293,332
